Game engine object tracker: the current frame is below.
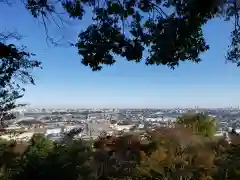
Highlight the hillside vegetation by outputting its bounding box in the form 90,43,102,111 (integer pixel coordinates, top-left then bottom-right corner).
0,113,239,180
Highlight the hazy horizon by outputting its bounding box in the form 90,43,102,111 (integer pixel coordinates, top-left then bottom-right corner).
19,103,240,109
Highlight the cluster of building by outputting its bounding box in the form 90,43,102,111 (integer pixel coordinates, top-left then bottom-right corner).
0,110,179,143
1,107,240,143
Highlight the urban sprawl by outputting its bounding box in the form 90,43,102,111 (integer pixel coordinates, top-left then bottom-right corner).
1,107,239,143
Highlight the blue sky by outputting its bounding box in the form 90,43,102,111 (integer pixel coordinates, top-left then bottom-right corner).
1,2,240,108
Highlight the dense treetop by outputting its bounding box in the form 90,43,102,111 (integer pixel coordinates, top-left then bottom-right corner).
176,113,217,137
10,0,240,71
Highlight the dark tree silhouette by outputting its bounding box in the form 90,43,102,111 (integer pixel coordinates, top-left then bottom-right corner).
0,32,41,126
11,0,240,71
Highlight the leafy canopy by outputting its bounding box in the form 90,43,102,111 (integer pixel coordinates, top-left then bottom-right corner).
176,113,217,137
2,128,240,180
0,32,41,125
21,0,240,71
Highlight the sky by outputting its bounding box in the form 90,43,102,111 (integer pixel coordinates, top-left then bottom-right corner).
1,2,240,109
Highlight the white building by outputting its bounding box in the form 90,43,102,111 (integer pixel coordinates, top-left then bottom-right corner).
45,127,63,136
46,134,64,142
115,124,134,131
138,124,144,129
64,125,76,132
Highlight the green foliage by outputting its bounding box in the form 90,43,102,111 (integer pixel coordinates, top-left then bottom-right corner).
176,113,217,137
1,1,240,179
1,128,240,180
6,135,93,180
0,139,18,179
0,32,41,125
12,0,240,71
0,139,16,166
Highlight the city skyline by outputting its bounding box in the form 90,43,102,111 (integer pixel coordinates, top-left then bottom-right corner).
17,103,240,109
2,3,240,108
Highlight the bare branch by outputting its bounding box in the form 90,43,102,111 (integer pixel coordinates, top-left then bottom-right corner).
0,30,22,42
